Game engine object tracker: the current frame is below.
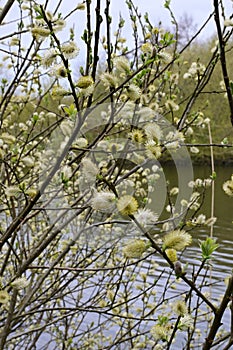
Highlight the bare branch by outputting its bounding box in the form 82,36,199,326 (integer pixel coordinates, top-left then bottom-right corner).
0,0,15,25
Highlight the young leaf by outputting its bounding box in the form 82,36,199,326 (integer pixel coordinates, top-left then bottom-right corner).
199,237,219,260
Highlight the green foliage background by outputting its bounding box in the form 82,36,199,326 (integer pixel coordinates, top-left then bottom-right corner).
176,37,233,162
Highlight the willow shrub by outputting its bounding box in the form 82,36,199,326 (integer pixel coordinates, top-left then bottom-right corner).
0,1,233,349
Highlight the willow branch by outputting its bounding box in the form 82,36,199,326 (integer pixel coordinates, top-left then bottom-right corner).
0,289,18,349
130,215,217,313
85,0,92,76
214,0,233,126
202,275,233,350
0,0,15,24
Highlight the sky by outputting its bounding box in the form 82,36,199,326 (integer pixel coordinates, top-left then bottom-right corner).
0,0,233,33
1,0,233,71
0,0,233,42
109,0,233,40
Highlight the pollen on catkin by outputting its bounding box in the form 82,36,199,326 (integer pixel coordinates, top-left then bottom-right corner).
165,248,178,262
31,26,50,40
101,72,118,88
129,129,144,144
162,229,192,251
126,84,141,101
41,48,57,68
0,290,10,304
50,64,67,78
117,195,138,216
123,239,148,258
76,76,94,89
223,174,233,196
150,324,170,342
144,122,163,141
172,300,188,316
114,56,130,72
145,140,162,159
61,41,80,60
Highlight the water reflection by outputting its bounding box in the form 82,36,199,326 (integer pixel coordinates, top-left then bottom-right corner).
149,164,233,349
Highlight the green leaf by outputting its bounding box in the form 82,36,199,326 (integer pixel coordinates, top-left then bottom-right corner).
81,29,88,43
164,0,171,9
158,315,169,325
63,104,77,117
210,171,217,180
199,237,219,260
161,31,175,46
230,81,233,95
34,6,43,16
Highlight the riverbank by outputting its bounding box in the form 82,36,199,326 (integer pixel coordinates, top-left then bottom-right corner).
162,148,233,166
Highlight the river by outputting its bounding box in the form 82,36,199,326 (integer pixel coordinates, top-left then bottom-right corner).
154,163,233,349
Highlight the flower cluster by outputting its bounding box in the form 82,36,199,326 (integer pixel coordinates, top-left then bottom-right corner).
0,290,10,304
178,314,194,331
76,76,94,89
101,72,118,88
183,61,206,80
117,195,138,216
222,174,233,197
164,130,185,150
61,41,80,60
91,191,116,212
50,63,67,78
123,239,149,258
129,129,144,144
165,99,179,112
145,140,162,159
150,324,172,342
113,56,130,73
31,12,66,40
126,84,141,101
134,208,158,227
80,158,99,183
144,123,163,142
172,300,188,316
188,178,212,188
41,48,58,68
142,123,163,159
224,18,233,27
162,229,192,251
11,277,29,290
189,215,217,227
